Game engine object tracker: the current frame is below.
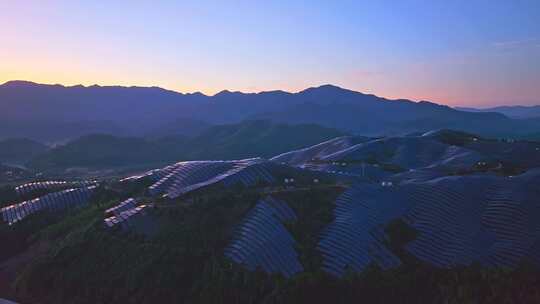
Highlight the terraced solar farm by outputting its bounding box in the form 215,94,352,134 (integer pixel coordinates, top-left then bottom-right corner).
1,129,540,303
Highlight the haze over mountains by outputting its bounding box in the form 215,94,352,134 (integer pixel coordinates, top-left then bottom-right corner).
456,105,540,119
26,120,344,171
2,80,540,142
0,139,48,164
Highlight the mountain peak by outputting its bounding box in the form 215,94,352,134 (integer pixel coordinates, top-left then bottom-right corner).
188,91,208,98
1,80,41,88
298,84,365,98
213,89,248,98
318,84,345,90
215,89,232,96
300,84,347,93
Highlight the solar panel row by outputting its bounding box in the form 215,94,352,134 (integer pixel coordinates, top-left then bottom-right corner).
1,186,97,226
104,198,138,217
318,184,407,277
224,197,303,278
103,204,150,229
15,180,97,196
143,158,277,199
319,171,540,277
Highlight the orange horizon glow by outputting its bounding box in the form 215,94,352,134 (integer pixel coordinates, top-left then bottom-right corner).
1,2,538,108
0,75,537,109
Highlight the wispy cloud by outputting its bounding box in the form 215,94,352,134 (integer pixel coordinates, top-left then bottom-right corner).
492,38,539,50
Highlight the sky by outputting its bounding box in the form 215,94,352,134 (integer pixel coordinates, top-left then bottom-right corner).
0,0,539,107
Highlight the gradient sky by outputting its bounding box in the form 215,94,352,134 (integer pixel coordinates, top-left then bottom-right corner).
1,1,539,107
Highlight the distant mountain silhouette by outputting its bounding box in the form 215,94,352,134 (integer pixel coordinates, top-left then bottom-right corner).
456,105,540,119
2,80,540,141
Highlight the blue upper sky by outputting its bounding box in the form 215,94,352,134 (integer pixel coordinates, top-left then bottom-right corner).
1,0,539,106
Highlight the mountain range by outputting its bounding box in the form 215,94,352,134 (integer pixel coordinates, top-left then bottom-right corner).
2,80,540,142
456,105,540,119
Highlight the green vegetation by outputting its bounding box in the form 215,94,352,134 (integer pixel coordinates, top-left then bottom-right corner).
429,129,481,146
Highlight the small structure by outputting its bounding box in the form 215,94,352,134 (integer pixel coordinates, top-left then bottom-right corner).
381,181,393,187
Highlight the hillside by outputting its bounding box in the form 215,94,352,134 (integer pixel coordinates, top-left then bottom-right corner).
2,81,540,141
182,120,345,159
28,135,168,170
2,129,540,303
0,139,48,164
28,121,345,170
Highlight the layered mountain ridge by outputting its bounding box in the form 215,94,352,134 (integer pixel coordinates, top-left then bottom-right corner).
2,81,539,142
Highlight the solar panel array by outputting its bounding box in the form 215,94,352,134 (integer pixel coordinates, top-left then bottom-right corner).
270,136,364,165
220,161,276,187
269,130,540,184
141,158,281,199
403,178,496,268
119,163,184,183
149,161,236,197
15,180,97,196
1,186,97,226
318,170,540,277
319,137,457,170
105,198,138,217
318,184,409,277
224,196,303,278
480,174,540,268
104,204,151,229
